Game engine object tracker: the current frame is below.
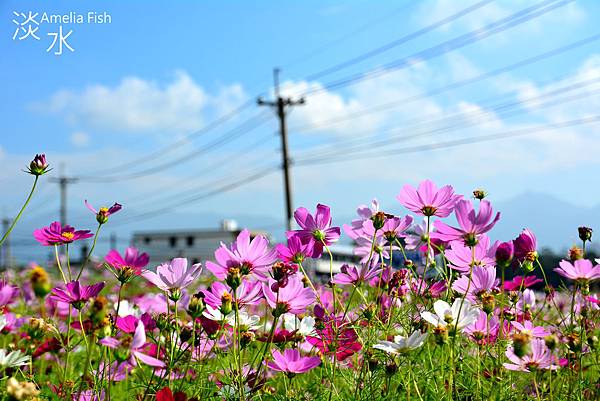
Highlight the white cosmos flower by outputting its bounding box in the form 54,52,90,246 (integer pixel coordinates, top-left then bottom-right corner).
282,313,315,336
373,331,428,354
115,300,139,317
0,349,30,368
421,298,480,331
226,311,260,331
203,305,229,322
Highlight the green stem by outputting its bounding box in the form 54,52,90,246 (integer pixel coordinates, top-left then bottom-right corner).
0,176,38,247
54,245,68,284
76,223,102,280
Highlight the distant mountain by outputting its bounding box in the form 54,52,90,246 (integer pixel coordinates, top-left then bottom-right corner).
492,192,598,251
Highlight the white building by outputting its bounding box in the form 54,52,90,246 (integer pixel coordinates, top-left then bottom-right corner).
131,220,267,267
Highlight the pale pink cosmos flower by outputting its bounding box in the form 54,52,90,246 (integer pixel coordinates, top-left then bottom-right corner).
202,280,262,309
452,266,498,301
142,257,202,294
332,263,383,286
100,321,165,368
554,259,600,283
353,234,392,265
397,179,461,217
206,229,277,281
464,310,500,345
343,199,380,239
266,348,321,374
445,235,498,273
433,200,500,246
503,338,557,372
263,275,315,315
510,321,550,338
517,289,536,311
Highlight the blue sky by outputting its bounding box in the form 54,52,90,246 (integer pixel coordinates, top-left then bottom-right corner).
1,0,600,261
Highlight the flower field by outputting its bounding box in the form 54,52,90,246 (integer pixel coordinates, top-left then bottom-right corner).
0,155,599,400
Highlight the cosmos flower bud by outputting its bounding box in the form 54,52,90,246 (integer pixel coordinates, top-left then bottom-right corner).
578,226,593,243
168,288,182,302
544,334,559,351
89,296,108,324
226,267,241,291
187,292,205,319
385,362,398,377
520,260,535,273
29,265,51,298
433,326,449,345
27,154,49,176
481,293,495,314
240,331,255,348
512,332,531,358
370,211,389,230
495,242,514,266
220,293,233,315
473,189,487,200
568,245,584,261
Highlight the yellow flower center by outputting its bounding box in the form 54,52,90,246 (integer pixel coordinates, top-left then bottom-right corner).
62,232,75,240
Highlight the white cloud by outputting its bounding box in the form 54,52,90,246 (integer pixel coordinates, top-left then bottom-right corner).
70,131,90,147
33,71,248,135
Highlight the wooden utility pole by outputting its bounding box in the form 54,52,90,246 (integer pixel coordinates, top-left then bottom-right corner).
257,68,305,231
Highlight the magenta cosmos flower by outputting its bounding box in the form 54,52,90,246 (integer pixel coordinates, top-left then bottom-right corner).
513,228,537,263
206,229,277,281
397,179,461,217
503,339,557,372
26,153,50,176
33,222,93,246
267,348,321,375
554,259,600,284
503,275,542,291
263,275,315,316
50,280,105,309
433,200,500,246
275,235,312,265
142,258,202,297
85,200,122,224
332,263,383,286
105,247,149,276
287,204,341,258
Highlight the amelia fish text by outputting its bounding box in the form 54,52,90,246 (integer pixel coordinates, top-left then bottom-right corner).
40,12,111,24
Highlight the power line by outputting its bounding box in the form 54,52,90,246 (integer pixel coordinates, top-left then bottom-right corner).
289,33,600,133
77,112,272,182
295,115,600,166
303,0,494,81
295,0,573,97
293,75,600,160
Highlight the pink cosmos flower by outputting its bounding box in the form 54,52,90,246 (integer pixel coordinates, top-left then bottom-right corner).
445,235,498,273
100,321,165,368
276,235,312,265
307,316,362,361
84,200,122,224
464,310,500,345
397,179,461,217
343,199,380,239
50,281,105,308
287,204,341,258
503,338,557,372
452,266,498,301
513,229,537,263
262,275,315,316
266,348,321,374
503,275,542,291
332,263,383,286
554,259,600,283
33,221,93,246
206,229,277,281
353,234,392,265
378,215,413,242
105,247,149,276
0,282,18,307
142,258,202,293
510,321,550,338
517,289,536,311
433,200,500,246
404,219,429,250
202,280,262,309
